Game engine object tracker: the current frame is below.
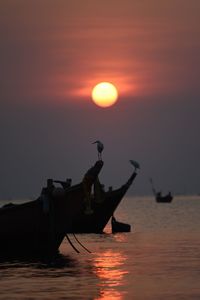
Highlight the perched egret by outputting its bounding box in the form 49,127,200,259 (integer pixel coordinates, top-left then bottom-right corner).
129,160,140,171
92,140,104,160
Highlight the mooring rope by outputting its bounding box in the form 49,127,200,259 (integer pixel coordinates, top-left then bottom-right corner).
72,234,91,253
65,234,80,253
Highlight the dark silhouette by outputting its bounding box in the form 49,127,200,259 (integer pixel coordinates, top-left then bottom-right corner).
111,215,131,233
92,140,104,160
150,178,173,203
0,160,103,259
53,178,72,189
71,160,139,233
41,178,55,197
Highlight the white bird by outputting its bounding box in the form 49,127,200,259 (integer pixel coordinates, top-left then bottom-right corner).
129,160,140,170
92,140,104,160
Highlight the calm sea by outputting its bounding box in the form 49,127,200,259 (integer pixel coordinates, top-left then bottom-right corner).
0,196,200,300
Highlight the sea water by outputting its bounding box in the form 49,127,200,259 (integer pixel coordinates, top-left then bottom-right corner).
0,196,200,300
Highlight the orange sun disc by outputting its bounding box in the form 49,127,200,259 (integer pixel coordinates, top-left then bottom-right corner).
91,82,118,108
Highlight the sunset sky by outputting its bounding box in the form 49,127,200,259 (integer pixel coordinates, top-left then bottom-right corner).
0,0,200,198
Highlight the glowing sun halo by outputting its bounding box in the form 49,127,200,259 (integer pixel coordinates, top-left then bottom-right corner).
91,82,118,108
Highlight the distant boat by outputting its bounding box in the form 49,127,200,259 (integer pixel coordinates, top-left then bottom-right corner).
71,167,138,233
156,192,173,203
0,160,103,258
111,216,131,233
150,178,173,203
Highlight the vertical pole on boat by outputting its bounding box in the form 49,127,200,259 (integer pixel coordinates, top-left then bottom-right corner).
149,178,157,196
45,179,57,256
48,195,56,254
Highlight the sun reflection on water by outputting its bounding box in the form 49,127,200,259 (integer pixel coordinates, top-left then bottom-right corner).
95,290,124,300
92,249,128,300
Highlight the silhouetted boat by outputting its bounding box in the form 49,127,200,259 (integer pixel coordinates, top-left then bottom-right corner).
111,216,131,233
156,192,173,203
71,168,138,233
150,178,173,203
0,160,103,258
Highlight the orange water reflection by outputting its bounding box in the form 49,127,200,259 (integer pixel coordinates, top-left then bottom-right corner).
93,249,128,300
95,290,124,300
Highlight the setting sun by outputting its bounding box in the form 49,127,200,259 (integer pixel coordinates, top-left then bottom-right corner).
91,82,118,108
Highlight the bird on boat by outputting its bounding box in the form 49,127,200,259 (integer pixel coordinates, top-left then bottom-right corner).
92,140,104,160
129,160,140,171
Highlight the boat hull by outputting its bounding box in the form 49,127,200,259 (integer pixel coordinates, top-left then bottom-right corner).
72,172,137,233
0,160,104,258
156,195,173,203
0,190,82,258
111,218,131,233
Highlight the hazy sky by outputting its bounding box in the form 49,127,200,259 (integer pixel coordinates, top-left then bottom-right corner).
0,0,200,198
